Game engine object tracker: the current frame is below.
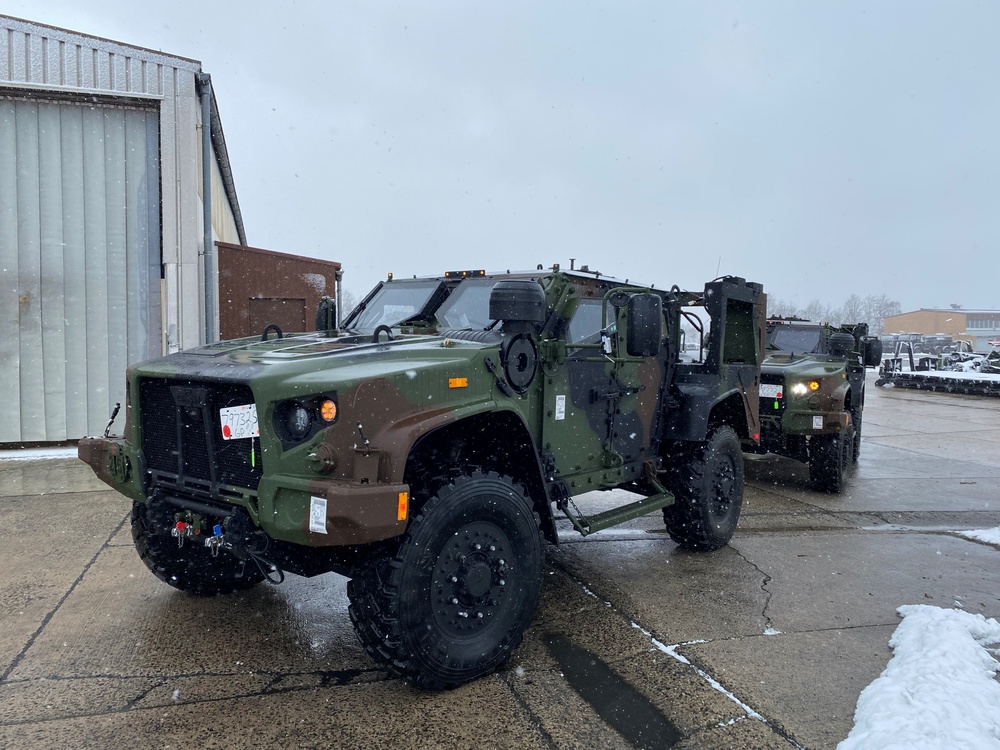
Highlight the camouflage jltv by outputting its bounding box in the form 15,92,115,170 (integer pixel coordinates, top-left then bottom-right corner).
751,318,882,492
80,265,766,688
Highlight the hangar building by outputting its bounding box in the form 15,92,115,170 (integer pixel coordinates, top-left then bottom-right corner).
1,15,341,445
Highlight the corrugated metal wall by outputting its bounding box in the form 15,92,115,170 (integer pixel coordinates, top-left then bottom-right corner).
0,16,241,442
0,96,160,442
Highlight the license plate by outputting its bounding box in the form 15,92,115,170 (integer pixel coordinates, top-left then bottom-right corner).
760,384,783,399
219,403,259,440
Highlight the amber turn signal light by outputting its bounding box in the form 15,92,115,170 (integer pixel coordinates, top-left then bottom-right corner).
320,399,338,422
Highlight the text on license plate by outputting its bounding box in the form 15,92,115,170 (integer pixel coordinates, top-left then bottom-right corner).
760,384,783,399
219,403,259,440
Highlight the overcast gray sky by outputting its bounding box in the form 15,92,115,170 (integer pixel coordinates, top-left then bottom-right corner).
9,1,999,311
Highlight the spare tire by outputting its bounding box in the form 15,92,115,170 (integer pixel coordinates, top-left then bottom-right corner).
828,332,855,357
489,280,546,323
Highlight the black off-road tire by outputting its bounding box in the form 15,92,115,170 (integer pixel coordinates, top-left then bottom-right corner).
850,403,863,462
808,425,854,493
347,470,543,689
131,501,264,596
663,426,744,551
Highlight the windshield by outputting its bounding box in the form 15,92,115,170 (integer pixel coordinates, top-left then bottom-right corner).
434,279,497,330
769,327,822,353
346,280,442,331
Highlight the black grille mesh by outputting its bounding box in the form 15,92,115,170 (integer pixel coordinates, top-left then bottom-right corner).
759,373,786,417
139,378,262,492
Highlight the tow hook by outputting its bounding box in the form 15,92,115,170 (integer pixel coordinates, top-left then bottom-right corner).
204,523,227,557
170,512,204,548
203,511,285,585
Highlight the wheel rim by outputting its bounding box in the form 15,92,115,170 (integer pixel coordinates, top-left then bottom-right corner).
431,520,513,639
708,453,737,523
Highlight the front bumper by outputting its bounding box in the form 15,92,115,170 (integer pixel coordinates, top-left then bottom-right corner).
78,436,408,547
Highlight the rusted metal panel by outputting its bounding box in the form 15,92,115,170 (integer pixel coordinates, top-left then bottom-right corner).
216,242,342,340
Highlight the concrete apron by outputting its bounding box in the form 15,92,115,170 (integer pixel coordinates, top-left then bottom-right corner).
1,377,999,749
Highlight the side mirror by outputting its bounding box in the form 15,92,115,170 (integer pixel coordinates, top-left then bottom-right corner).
316,296,336,335
862,337,883,367
626,293,662,357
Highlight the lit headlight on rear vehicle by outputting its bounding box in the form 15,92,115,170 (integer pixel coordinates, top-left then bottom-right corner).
791,381,821,396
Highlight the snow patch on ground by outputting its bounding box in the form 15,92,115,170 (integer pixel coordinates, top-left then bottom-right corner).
839,605,1000,750
958,527,1000,546
0,447,78,461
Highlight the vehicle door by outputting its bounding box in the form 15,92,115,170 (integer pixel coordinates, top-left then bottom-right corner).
542,290,667,488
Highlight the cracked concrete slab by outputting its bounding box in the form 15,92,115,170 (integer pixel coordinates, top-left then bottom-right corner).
8,544,370,681
679,625,897,750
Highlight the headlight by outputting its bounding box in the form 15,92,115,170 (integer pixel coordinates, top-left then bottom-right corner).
791,381,821,396
287,403,312,440
274,392,339,447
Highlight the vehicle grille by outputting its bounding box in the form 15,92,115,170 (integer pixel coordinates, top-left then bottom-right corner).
139,377,263,494
759,373,786,417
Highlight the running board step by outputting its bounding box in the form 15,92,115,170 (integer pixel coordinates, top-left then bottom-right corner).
565,492,675,537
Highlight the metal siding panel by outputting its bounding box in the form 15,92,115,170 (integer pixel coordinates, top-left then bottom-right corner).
82,104,110,432
0,28,9,81
67,43,81,88
103,108,128,415
38,101,68,439
174,72,201,350
159,66,178,266
0,99,21,442
60,103,89,439
145,110,162,359
28,32,44,84
9,29,26,81
15,100,45,441
124,109,144,365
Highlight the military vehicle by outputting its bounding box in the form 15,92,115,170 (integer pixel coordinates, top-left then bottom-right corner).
79,265,766,688
752,318,882,492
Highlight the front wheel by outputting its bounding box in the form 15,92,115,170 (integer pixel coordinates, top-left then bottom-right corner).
663,426,744,551
347,470,543,689
808,425,854,493
131,502,265,596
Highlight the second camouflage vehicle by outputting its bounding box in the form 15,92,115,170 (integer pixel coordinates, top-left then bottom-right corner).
752,318,882,492
79,265,766,688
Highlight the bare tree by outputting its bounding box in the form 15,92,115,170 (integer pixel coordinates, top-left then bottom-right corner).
766,297,801,318
862,294,901,336
840,294,865,324
340,289,361,318
801,299,834,323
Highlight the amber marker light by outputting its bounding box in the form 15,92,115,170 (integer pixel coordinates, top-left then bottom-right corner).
809,381,820,391
320,399,338,422
448,377,469,389
397,491,409,521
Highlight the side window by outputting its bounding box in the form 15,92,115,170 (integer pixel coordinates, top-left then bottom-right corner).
568,299,605,346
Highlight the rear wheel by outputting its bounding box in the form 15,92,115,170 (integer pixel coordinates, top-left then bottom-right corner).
850,407,863,461
131,501,264,596
347,470,543,689
663,426,744,551
809,425,854,492
850,390,865,462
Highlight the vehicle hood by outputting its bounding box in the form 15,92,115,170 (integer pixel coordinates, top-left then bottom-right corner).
128,332,495,391
761,352,845,379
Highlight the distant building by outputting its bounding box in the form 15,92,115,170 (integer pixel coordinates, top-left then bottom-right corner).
883,309,1000,350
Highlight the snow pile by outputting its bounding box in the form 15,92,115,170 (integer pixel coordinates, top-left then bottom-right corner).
959,527,1000,546
839,605,1000,749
